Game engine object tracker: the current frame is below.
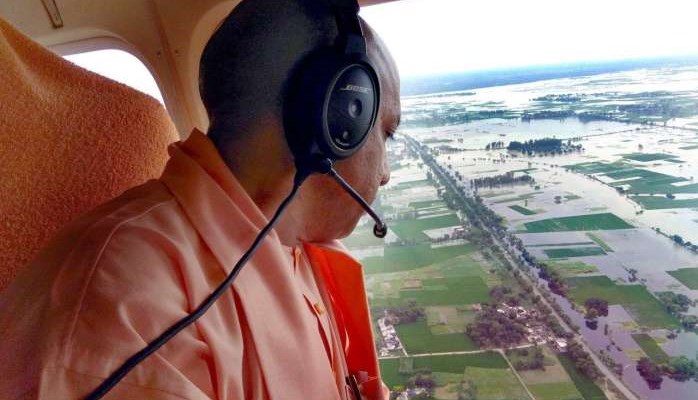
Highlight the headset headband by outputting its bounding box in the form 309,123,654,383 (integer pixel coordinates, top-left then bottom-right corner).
327,0,367,55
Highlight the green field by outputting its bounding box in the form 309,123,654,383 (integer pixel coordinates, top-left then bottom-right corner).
566,161,628,175
429,254,497,283
567,161,698,196
390,213,460,241
415,207,454,219
528,242,595,248
679,144,698,150
566,276,680,329
362,243,475,274
492,192,542,204
395,276,490,306
557,354,608,400
463,366,529,400
632,333,670,363
622,153,678,162
480,190,515,198
395,320,477,354
544,247,606,258
423,138,453,144
585,233,613,252
393,179,430,190
540,260,598,277
528,382,583,400
341,226,384,249
509,205,537,215
512,347,583,400
379,352,509,388
631,196,698,210
369,273,491,308
524,213,633,233
506,347,553,369
606,169,697,195
426,305,477,332
667,267,698,289
409,199,446,208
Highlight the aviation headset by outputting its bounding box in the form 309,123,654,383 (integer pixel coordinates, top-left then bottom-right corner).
284,0,380,170
86,0,386,398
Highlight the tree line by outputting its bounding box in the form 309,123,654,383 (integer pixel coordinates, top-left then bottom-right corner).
470,171,534,190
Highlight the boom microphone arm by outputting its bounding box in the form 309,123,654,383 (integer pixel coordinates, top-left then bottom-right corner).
327,167,388,238
298,156,388,238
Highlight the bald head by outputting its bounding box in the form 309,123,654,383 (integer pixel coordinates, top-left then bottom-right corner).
198,0,400,244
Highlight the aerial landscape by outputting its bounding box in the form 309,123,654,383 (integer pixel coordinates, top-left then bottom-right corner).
343,61,698,400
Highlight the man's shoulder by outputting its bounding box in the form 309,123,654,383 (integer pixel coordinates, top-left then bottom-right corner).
47,178,204,301
0,180,211,399
38,180,188,266
2,178,202,331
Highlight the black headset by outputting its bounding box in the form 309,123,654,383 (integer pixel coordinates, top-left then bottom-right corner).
284,0,381,171
85,2,385,398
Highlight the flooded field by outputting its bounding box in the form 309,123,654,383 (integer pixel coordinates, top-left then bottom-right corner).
428,126,698,398
347,64,698,399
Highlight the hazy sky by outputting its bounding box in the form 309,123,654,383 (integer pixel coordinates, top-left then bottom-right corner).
65,0,698,102
360,0,698,77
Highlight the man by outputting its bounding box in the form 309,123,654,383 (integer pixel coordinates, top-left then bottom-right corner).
0,0,400,399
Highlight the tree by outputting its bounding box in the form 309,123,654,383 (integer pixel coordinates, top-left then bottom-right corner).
585,308,599,320
681,315,698,329
637,357,663,389
666,356,698,381
466,305,527,348
387,300,425,325
584,298,609,317
672,234,684,245
584,307,599,330
656,291,695,315
567,341,603,381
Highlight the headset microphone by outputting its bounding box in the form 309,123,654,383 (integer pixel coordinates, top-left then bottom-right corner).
301,156,387,238
327,167,387,238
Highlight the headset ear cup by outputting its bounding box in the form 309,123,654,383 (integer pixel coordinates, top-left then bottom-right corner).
284,53,338,163
284,51,380,166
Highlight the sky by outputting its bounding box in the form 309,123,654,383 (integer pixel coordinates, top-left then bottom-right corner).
64,0,698,102
360,0,698,77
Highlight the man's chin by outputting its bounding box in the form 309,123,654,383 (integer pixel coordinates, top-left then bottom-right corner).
302,216,360,243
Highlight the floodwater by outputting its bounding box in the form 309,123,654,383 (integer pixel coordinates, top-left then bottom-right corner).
405,118,635,150
546,284,698,400
404,65,698,399
434,141,698,398
402,65,698,127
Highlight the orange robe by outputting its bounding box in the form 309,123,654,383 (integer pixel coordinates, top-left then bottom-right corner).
0,130,387,400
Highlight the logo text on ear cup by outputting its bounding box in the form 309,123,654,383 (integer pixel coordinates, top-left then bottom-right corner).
339,84,371,94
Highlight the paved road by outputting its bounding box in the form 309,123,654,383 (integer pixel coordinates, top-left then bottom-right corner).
409,137,640,400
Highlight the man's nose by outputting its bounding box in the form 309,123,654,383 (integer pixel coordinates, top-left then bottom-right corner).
380,159,390,186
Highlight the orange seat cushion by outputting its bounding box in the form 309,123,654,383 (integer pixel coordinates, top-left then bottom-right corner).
0,17,179,291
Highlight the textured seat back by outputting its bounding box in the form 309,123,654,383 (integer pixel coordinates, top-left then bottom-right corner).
0,17,179,291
